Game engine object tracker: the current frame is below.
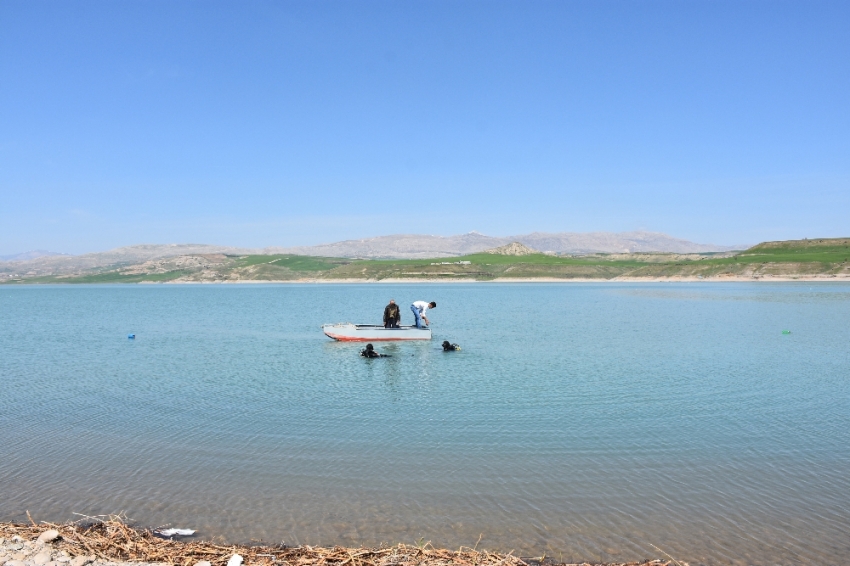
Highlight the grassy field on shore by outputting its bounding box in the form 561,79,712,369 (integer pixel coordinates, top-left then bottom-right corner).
2,238,848,283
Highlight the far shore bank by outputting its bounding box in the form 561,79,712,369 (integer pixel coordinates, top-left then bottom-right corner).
4,238,847,285
4,275,850,286
140,275,850,284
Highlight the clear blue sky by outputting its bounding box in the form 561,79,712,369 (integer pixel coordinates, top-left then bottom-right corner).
1,0,848,254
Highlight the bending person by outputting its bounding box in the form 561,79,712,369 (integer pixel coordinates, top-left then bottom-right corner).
410,300,436,329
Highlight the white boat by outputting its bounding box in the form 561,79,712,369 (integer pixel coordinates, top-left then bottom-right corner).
322,323,432,341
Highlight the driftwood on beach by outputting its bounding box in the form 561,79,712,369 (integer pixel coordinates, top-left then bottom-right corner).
0,516,677,566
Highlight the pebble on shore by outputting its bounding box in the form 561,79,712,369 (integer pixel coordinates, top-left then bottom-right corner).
0,536,160,566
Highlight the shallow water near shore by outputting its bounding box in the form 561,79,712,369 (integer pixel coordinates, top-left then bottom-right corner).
2,283,849,566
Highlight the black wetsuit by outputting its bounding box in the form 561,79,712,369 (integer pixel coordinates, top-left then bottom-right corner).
361,345,390,358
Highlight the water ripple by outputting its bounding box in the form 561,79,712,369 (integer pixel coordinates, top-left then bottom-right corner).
1,283,849,565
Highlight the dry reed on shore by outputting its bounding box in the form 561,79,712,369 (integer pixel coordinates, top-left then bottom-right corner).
1,516,674,566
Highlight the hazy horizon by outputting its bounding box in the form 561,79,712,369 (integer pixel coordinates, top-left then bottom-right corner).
0,229,757,258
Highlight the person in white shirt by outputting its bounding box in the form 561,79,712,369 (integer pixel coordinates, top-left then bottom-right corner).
410,300,436,329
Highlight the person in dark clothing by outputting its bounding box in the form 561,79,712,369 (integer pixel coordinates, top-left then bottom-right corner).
361,343,390,358
442,340,461,351
383,299,401,328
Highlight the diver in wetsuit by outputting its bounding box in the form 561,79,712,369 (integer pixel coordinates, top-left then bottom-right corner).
360,343,390,358
442,340,461,351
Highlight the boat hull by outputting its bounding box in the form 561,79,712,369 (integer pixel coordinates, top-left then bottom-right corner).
322,323,431,341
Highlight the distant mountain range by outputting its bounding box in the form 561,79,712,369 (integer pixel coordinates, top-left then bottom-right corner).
273,231,744,259
0,250,68,262
0,231,746,276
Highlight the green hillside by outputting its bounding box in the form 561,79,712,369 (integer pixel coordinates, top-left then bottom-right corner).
737,238,850,263
231,254,348,271
3,238,848,283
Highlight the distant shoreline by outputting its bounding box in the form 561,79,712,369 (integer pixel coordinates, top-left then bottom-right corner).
6,276,849,286
138,275,850,284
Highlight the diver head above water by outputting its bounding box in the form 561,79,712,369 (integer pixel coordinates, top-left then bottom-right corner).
361,343,390,358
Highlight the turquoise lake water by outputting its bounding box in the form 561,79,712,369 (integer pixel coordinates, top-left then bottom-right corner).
1,283,849,566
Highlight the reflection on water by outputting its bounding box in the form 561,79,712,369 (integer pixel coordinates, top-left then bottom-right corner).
1,283,849,566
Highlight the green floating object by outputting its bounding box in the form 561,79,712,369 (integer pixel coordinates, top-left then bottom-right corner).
782,330,791,334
